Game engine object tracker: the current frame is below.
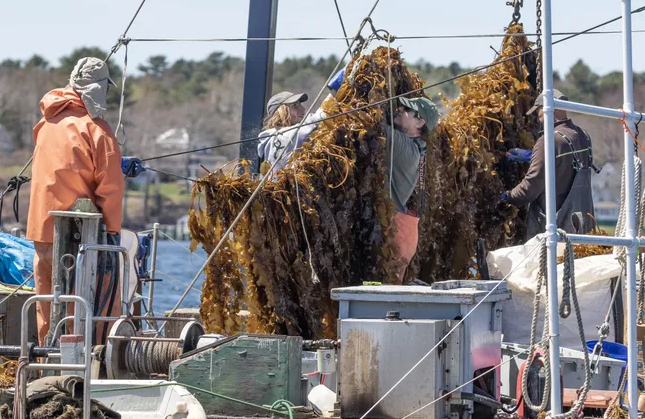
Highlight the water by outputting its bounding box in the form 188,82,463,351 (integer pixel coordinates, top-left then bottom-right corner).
141,240,207,316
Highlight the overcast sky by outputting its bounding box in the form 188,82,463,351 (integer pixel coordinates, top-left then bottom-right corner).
2,0,645,77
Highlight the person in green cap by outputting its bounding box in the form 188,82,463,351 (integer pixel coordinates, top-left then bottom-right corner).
329,69,439,282
385,96,440,283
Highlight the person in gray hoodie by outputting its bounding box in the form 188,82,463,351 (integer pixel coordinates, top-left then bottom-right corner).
257,91,327,174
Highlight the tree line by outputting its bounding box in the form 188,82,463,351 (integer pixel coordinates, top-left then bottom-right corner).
1,46,642,167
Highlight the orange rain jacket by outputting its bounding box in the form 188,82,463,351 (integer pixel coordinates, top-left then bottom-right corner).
26,87,125,243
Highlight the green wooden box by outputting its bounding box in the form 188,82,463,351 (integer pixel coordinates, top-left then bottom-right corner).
169,334,303,416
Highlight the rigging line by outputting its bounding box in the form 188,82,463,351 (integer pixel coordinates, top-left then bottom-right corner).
115,42,129,145
358,237,546,419
154,0,382,338
10,3,645,180
144,166,198,183
125,29,645,43
158,230,207,261
0,274,34,306
387,35,395,198
106,0,148,61
156,270,202,294
139,6,645,165
332,0,351,48
402,337,549,419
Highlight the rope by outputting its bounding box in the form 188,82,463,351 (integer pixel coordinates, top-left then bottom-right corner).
619,109,645,155
614,156,642,266
115,40,129,145
359,237,545,419
91,381,295,416
521,231,591,419
137,8,645,166
144,165,198,183
156,270,202,294
105,0,148,61
124,339,179,376
591,269,624,371
386,34,395,199
552,230,592,419
158,230,205,260
0,273,34,306
521,238,551,412
123,29,645,43
400,338,548,419
602,366,629,419
0,175,30,225
332,0,350,49
13,355,28,419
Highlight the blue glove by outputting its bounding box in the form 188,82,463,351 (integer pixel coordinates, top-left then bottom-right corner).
121,157,146,178
501,191,508,201
506,148,532,163
327,68,345,91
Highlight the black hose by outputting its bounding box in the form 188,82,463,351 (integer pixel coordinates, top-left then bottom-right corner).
500,395,522,414
101,234,121,343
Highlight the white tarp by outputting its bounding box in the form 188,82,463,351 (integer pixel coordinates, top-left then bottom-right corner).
486,237,623,349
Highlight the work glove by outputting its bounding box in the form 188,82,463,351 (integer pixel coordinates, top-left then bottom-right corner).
506,148,532,163
327,68,345,92
121,156,146,178
500,191,508,202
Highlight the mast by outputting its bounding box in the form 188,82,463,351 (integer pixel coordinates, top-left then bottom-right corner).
238,0,279,173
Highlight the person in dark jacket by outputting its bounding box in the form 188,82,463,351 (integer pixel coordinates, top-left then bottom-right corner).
502,89,597,240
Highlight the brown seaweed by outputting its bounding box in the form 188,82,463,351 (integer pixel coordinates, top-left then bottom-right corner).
190,25,540,338
411,23,539,282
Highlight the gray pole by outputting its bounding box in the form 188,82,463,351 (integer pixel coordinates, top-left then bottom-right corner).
238,0,279,172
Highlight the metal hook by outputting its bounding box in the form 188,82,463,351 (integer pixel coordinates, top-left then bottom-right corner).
60,254,75,275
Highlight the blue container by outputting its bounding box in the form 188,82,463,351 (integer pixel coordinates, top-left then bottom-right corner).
586,340,627,392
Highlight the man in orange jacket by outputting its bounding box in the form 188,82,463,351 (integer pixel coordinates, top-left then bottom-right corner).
26,57,128,346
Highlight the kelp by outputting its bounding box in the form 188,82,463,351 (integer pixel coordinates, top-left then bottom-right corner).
557,218,613,263
0,360,16,388
411,24,539,282
190,25,540,338
190,45,424,338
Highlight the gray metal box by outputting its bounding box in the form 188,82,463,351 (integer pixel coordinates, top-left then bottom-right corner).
332,281,511,402
339,318,449,419
501,342,625,398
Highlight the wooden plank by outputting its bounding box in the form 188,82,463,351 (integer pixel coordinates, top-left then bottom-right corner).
49,198,100,345
563,388,616,409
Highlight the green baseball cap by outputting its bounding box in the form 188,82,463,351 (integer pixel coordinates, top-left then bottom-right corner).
398,97,440,130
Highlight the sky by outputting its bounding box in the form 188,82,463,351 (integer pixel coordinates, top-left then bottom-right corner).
1,0,645,77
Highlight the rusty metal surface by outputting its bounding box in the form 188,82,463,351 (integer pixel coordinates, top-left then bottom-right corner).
339,318,448,419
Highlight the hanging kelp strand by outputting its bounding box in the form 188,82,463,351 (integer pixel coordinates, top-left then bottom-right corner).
411,23,539,282
190,46,424,339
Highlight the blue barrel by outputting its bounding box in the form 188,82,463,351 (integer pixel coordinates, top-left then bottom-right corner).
587,340,627,392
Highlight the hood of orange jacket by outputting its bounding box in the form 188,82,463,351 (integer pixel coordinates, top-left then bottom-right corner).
39,87,87,120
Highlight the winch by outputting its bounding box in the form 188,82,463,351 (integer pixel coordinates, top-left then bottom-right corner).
4,200,207,381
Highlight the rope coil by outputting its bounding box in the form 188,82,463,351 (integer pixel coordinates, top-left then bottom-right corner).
521,230,591,419
124,340,180,376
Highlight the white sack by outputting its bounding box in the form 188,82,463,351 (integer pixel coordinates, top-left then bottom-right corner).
486,237,623,349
